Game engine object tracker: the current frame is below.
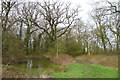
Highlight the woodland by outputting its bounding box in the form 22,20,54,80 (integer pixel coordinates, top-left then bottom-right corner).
1,0,120,78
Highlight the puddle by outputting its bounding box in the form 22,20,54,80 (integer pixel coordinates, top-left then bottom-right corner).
27,59,42,71
13,57,52,69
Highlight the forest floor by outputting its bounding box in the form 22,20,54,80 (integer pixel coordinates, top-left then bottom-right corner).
2,54,119,78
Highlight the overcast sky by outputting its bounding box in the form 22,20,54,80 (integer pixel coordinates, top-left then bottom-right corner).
26,0,117,23
27,0,95,23
0,0,117,23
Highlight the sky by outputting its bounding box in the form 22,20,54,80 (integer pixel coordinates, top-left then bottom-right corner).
27,0,94,23
26,0,117,23
0,0,117,23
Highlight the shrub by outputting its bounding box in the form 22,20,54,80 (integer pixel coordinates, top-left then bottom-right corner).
50,54,75,65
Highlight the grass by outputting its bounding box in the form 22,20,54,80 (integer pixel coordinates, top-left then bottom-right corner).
23,64,63,76
52,64,118,78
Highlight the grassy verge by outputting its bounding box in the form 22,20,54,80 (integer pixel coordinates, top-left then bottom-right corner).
52,64,118,78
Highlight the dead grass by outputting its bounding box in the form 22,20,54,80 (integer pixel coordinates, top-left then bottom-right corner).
2,65,52,78
75,55,118,69
50,54,75,65
2,65,33,78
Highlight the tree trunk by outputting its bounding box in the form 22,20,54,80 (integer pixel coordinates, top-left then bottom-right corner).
19,21,23,41
24,26,31,55
99,26,106,51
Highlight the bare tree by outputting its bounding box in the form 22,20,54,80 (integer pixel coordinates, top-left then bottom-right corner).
90,0,119,53
106,0,120,13
18,2,40,54
103,0,120,52
106,9,120,52
1,0,20,54
32,1,79,47
1,0,18,32
90,7,108,51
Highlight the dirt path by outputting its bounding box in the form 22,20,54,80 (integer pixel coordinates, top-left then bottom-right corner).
75,55,118,69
